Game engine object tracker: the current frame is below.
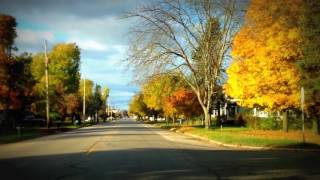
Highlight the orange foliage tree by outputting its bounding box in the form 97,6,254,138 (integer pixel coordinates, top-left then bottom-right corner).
165,88,202,121
225,0,304,132
142,74,185,119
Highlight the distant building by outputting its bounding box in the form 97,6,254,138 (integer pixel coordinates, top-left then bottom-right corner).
212,98,270,122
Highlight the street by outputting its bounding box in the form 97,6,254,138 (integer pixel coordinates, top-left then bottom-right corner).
0,119,319,180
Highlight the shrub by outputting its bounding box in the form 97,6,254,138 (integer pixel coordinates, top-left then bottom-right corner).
235,114,245,126
237,113,259,129
49,112,61,121
257,117,279,130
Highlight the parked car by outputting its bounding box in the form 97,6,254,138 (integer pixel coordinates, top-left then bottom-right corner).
20,115,46,127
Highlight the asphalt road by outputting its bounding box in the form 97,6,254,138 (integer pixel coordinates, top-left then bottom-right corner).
0,118,319,180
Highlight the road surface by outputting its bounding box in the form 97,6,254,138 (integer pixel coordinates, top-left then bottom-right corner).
0,119,319,179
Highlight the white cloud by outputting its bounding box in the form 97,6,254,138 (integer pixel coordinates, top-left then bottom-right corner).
2,1,142,109
17,29,55,45
110,91,135,97
68,38,108,51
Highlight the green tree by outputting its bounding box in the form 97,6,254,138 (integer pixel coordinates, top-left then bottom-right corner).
31,43,81,119
100,86,109,121
92,84,103,122
49,43,81,93
298,0,320,134
129,93,150,119
79,79,94,102
11,53,35,111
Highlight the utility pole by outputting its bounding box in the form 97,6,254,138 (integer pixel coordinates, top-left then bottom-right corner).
107,101,110,119
44,40,50,129
83,77,86,122
301,87,305,144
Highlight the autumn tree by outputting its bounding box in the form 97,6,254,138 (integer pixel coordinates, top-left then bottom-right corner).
64,93,80,122
297,0,320,134
126,0,242,128
0,15,37,128
128,93,150,119
31,43,81,119
9,53,35,110
163,97,178,122
0,15,38,128
166,88,202,121
101,86,109,107
100,86,109,121
0,14,17,112
0,14,17,54
142,74,185,119
225,0,304,132
49,43,81,93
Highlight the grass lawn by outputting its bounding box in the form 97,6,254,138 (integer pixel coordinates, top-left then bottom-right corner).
0,128,46,144
156,122,320,149
0,122,93,144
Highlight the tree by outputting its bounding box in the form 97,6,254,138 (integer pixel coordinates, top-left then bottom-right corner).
142,74,184,119
297,0,320,134
31,43,81,119
0,14,17,54
101,86,109,121
129,93,150,119
126,0,242,128
0,15,36,128
92,84,103,122
64,93,80,121
101,86,109,106
79,78,94,102
79,78,94,118
10,53,35,110
49,43,81,93
166,88,202,120
224,0,304,132
0,14,17,112
163,97,178,122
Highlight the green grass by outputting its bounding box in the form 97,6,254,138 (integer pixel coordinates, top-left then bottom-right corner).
0,122,94,144
189,127,320,148
153,122,320,149
0,128,44,144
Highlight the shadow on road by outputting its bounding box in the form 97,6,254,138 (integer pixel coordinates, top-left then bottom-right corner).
0,147,319,179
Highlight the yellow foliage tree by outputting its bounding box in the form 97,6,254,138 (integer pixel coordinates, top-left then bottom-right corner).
142,74,184,112
225,0,304,131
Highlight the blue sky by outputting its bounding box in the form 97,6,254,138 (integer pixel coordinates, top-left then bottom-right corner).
0,0,148,109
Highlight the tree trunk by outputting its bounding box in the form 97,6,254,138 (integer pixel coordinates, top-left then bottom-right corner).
217,104,221,125
204,109,210,129
282,110,288,132
312,118,319,135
